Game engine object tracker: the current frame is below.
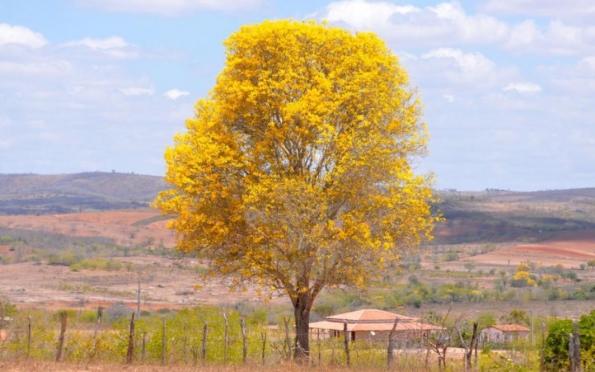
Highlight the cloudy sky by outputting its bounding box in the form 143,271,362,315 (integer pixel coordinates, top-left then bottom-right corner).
1,0,594,191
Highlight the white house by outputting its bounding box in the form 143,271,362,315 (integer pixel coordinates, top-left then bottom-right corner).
309,309,444,343
481,324,530,343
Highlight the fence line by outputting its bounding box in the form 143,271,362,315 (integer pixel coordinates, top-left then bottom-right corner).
0,308,545,370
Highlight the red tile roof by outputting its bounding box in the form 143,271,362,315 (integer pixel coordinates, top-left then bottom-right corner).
488,324,530,332
326,309,419,323
310,309,444,332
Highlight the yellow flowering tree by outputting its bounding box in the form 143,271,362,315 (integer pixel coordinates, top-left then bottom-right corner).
154,20,439,359
511,262,537,287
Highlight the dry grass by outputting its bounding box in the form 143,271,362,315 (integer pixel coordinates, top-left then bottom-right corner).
0,361,436,372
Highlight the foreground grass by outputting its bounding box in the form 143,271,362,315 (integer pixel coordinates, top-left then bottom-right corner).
0,361,437,372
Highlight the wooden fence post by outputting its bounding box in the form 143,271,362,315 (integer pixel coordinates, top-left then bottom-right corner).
387,316,399,368
241,318,247,365
571,321,582,372
458,322,478,371
126,312,135,364
161,317,166,365
474,328,479,372
56,312,68,362
261,331,267,366
202,322,208,366
343,320,350,367
27,316,31,360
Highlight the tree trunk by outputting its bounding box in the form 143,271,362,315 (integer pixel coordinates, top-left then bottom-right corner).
466,322,478,370
293,292,311,361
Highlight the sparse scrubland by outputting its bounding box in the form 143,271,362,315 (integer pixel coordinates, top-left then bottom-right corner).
2,184,595,369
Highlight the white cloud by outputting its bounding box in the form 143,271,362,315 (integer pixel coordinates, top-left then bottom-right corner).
321,1,595,55
61,37,139,59
483,0,595,18
164,89,190,100
0,24,47,48
442,94,455,102
63,37,128,50
322,1,509,46
506,20,595,55
325,0,419,29
119,87,155,96
421,48,497,85
75,0,262,16
503,83,542,93
0,61,73,75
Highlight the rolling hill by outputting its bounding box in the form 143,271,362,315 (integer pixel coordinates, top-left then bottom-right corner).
0,172,167,214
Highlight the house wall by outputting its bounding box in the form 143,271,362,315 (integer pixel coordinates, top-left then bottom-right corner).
481,328,504,342
481,328,529,343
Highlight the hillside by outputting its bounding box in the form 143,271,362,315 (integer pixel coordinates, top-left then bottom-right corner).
433,188,595,245
0,172,167,214
1,174,595,315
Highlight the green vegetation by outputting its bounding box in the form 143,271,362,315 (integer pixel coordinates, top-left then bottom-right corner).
131,214,172,227
3,301,595,371
0,226,176,267
544,310,595,370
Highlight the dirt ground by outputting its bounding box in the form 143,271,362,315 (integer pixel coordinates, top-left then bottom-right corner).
466,229,595,267
0,258,287,311
0,209,176,248
2,209,595,316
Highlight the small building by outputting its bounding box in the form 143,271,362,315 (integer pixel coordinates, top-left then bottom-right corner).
309,309,443,344
481,324,530,343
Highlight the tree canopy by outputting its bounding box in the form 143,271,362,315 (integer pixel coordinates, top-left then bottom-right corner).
154,19,439,358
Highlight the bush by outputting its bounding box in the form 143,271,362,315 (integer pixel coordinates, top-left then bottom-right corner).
545,310,595,371
47,253,81,266
105,302,133,323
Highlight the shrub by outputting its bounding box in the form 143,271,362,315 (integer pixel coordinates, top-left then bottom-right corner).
105,302,133,323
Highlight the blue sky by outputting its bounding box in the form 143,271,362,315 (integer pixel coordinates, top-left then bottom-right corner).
1,0,594,191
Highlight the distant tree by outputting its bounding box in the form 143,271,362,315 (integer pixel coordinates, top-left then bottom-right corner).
501,309,530,326
154,20,440,359
510,262,536,287
464,262,475,273
477,313,496,330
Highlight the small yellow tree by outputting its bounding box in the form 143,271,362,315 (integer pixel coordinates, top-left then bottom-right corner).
154,20,439,359
511,262,536,287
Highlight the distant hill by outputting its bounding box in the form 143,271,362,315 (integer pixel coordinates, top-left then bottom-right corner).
434,188,595,244
1,173,594,246
0,172,167,214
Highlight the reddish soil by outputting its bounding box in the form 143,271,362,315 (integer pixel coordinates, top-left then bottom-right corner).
0,209,176,247
0,209,288,310
467,229,595,267
0,259,286,311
